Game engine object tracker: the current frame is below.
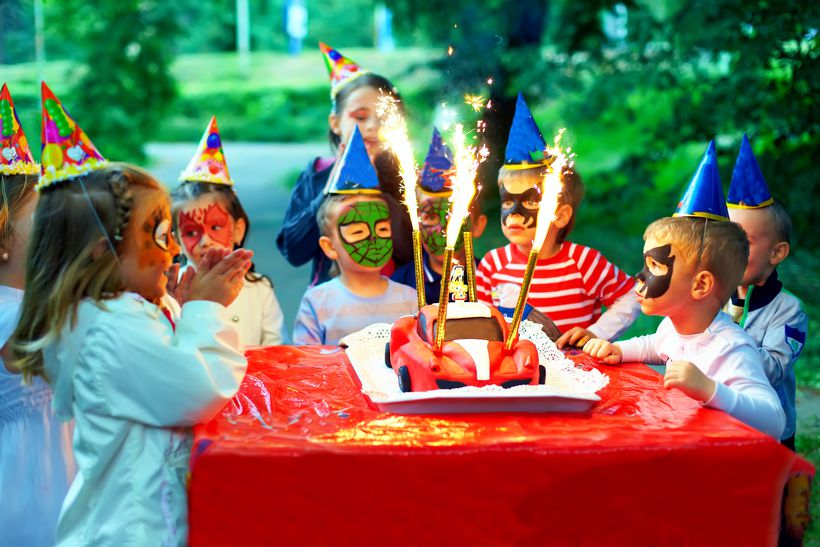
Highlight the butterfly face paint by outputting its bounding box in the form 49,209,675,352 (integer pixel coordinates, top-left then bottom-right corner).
636,243,675,298
337,200,392,268
178,202,235,261
500,184,541,229
419,197,450,255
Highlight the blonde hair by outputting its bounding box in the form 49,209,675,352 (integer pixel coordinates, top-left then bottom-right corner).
11,164,163,382
644,216,749,302
0,173,37,250
497,164,584,243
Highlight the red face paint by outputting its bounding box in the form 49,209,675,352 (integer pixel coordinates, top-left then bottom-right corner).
178,203,234,258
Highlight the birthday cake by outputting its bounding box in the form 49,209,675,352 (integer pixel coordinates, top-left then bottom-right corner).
386,301,539,392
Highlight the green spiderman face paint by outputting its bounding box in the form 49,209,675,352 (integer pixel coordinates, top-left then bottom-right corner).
337,200,393,268
419,197,449,255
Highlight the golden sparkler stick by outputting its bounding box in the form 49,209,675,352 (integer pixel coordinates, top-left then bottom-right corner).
504,249,539,350
463,231,476,302
434,247,455,351
412,230,425,310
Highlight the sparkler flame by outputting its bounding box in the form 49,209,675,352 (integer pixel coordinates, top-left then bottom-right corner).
375,93,419,231
445,123,487,249
532,128,573,253
464,94,486,112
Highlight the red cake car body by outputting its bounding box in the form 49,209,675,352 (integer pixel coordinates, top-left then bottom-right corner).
386,302,540,392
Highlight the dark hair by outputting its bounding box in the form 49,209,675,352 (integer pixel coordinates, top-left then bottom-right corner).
170,181,266,284
329,73,402,150
497,164,585,243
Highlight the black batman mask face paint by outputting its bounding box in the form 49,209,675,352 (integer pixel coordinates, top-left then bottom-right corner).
500,185,541,229
636,243,675,299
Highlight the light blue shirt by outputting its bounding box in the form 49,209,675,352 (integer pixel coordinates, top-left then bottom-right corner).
293,277,418,345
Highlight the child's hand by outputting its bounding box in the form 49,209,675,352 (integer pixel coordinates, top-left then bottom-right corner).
556,326,596,349
664,361,716,402
165,263,181,301
186,248,253,307
172,266,196,305
582,338,623,364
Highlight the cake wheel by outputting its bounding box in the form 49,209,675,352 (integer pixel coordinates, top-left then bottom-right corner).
384,342,392,368
398,365,411,393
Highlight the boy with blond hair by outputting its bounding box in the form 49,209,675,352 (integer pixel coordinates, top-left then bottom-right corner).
724,135,808,448
584,142,785,439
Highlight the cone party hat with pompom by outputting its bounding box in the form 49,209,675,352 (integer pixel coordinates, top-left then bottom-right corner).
673,140,729,221
0,83,38,176
179,116,233,185
37,81,106,190
419,127,453,195
727,134,773,209
319,42,371,100
323,126,380,195
504,93,548,168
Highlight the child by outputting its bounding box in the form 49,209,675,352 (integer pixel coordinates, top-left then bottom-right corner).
276,42,412,286
583,141,785,439
172,116,284,347
391,128,487,303
0,83,74,547
724,135,808,448
476,94,639,347
293,127,417,345
11,83,250,545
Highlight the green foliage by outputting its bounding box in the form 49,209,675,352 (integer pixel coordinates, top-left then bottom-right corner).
42,0,179,163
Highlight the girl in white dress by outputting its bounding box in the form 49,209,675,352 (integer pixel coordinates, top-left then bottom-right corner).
0,83,75,547
12,85,252,546
171,116,285,346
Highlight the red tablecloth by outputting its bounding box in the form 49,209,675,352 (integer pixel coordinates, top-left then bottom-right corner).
189,346,814,546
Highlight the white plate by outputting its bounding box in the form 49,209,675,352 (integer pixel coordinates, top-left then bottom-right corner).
342,322,605,415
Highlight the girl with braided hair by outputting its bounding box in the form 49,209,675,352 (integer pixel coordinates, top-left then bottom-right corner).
10,84,250,546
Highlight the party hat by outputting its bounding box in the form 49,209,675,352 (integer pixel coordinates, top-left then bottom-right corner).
727,134,773,209
179,116,233,185
419,127,453,195
504,93,548,168
0,84,38,176
673,140,729,221
324,126,380,195
319,42,370,99
37,82,107,190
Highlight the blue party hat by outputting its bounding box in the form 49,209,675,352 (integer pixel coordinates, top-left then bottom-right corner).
504,93,547,167
727,134,773,209
419,128,453,195
324,126,380,195
674,141,729,221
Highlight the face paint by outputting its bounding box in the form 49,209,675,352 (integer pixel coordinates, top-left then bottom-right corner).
140,206,179,268
636,243,675,298
337,201,392,268
178,203,235,257
500,185,541,229
419,197,449,255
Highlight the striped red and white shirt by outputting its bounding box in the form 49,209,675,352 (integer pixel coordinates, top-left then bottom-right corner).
477,242,638,338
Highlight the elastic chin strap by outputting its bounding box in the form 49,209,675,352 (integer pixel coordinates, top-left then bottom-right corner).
77,177,123,270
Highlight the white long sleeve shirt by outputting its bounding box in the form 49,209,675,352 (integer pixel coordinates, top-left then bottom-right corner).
618,312,785,439
44,292,247,546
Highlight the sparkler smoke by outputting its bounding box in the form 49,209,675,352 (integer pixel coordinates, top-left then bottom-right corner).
445,123,488,249
375,93,420,231
531,128,573,252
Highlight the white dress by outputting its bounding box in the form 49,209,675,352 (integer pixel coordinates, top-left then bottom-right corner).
45,292,246,546
0,285,75,547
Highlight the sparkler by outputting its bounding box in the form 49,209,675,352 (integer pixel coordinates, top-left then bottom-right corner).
375,94,425,309
505,129,572,349
434,124,488,350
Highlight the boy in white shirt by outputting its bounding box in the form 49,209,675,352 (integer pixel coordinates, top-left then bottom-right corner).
583,142,785,439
